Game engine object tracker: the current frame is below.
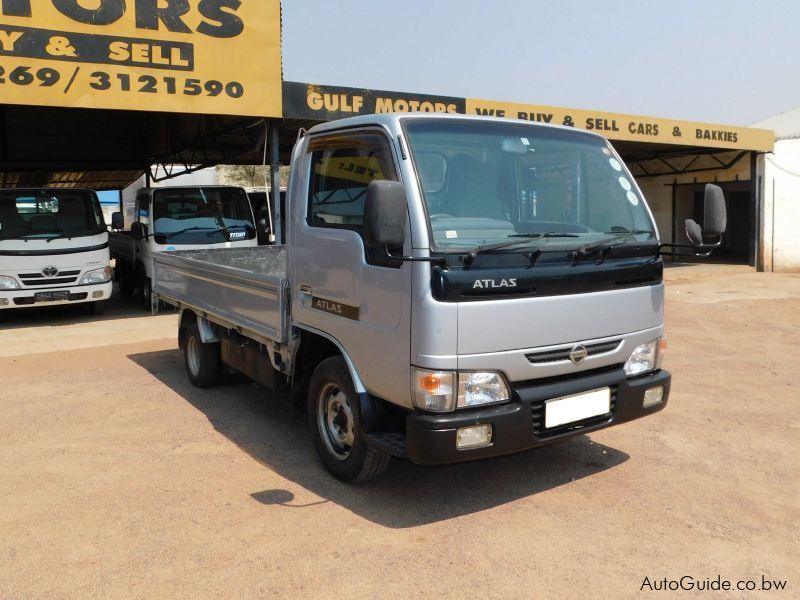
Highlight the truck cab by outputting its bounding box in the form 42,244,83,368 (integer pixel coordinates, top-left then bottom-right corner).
110,185,258,309
0,188,112,314
289,114,670,470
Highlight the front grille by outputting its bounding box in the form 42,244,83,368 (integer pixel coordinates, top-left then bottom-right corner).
526,339,622,364
530,386,617,438
17,270,80,287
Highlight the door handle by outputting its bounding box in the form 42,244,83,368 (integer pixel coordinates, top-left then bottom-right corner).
299,285,312,306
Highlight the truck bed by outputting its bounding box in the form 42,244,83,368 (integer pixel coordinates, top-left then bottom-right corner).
153,246,288,345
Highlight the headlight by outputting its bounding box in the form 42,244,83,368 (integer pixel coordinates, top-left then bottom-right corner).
457,372,510,408
80,266,112,285
413,369,455,412
624,339,660,376
0,275,20,290
413,369,511,412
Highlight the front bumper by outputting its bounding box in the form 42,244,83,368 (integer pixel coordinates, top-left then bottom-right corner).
405,367,670,465
0,282,112,309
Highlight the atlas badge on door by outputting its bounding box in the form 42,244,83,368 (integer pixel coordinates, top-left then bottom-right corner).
312,296,359,321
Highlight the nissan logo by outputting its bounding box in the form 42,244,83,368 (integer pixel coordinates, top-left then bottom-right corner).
569,344,588,365
41,266,59,278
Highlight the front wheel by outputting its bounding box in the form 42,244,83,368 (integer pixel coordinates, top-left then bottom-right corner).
141,276,153,311
85,301,106,316
183,322,222,388
308,356,390,483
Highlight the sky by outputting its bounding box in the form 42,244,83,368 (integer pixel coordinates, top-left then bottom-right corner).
282,0,800,127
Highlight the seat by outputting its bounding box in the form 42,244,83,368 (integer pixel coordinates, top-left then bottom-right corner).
0,203,27,236
29,214,57,232
443,154,507,220
56,197,87,231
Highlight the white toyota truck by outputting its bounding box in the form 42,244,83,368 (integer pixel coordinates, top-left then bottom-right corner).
0,188,112,314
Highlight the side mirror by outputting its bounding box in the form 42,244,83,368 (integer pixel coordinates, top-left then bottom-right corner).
683,184,726,252
703,183,727,236
111,212,124,230
131,221,147,241
364,180,407,249
685,218,704,247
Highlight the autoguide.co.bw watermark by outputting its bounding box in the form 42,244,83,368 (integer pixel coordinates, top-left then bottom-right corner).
640,574,788,592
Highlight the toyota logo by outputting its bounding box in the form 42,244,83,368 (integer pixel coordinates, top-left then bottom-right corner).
569,344,588,365
41,266,59,278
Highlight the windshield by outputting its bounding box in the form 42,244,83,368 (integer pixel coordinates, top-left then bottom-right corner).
404,119,656,252
152,187,255,244
0,190,105,241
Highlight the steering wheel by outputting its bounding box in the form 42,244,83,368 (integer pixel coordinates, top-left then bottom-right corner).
429,213,454,219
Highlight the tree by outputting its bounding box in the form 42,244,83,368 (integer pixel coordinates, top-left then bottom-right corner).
217,164,290,189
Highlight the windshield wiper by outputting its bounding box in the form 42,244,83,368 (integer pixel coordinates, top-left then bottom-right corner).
464,234,543,266
159,226,221,240
574,229,654,263
463,232,578,266
45,230,100,242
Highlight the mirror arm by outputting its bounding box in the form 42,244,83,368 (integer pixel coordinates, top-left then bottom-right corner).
659,236,722,258
384,246,446,265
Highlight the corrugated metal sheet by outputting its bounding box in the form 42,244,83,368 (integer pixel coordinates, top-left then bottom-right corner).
0,170,145,190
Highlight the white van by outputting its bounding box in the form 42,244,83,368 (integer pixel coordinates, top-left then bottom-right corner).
0,188,112,314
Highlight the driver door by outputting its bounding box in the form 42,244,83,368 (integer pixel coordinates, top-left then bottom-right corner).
290,129,412,406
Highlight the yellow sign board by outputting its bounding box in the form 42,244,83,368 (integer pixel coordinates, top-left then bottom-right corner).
315,157,384,185
0,0,281,117
466,99,774,152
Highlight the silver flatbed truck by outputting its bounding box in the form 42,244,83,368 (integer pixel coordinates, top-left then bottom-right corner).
153,113,726,482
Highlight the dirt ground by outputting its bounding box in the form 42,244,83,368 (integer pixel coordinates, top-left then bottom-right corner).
1,266,798,599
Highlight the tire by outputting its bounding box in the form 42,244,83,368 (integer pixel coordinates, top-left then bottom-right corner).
85,301,106,316
308,356,390,483
183,323,222,388
141,276,153,311
119,273,134,297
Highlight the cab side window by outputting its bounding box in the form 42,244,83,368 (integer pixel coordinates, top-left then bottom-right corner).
307,132,397,232
136,192,150,227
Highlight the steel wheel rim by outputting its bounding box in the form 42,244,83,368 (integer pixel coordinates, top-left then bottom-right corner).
317,382,355,460
186,335,201,377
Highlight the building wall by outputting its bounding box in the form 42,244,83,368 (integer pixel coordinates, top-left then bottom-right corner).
762,139,800,271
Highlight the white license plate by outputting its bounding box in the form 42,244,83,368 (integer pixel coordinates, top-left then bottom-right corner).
35,291,70,302
545,387,611,429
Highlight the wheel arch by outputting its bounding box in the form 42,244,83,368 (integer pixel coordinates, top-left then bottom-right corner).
292,325,367,395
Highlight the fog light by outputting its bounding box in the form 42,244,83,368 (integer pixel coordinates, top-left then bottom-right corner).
643,386,664,408
92,291,103,298
456,424,492,450
0,298,8,306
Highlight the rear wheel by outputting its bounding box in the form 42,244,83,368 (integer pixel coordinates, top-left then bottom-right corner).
141,276,153,311
183,322,222,388
118,272,135,297
308,356,390,483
